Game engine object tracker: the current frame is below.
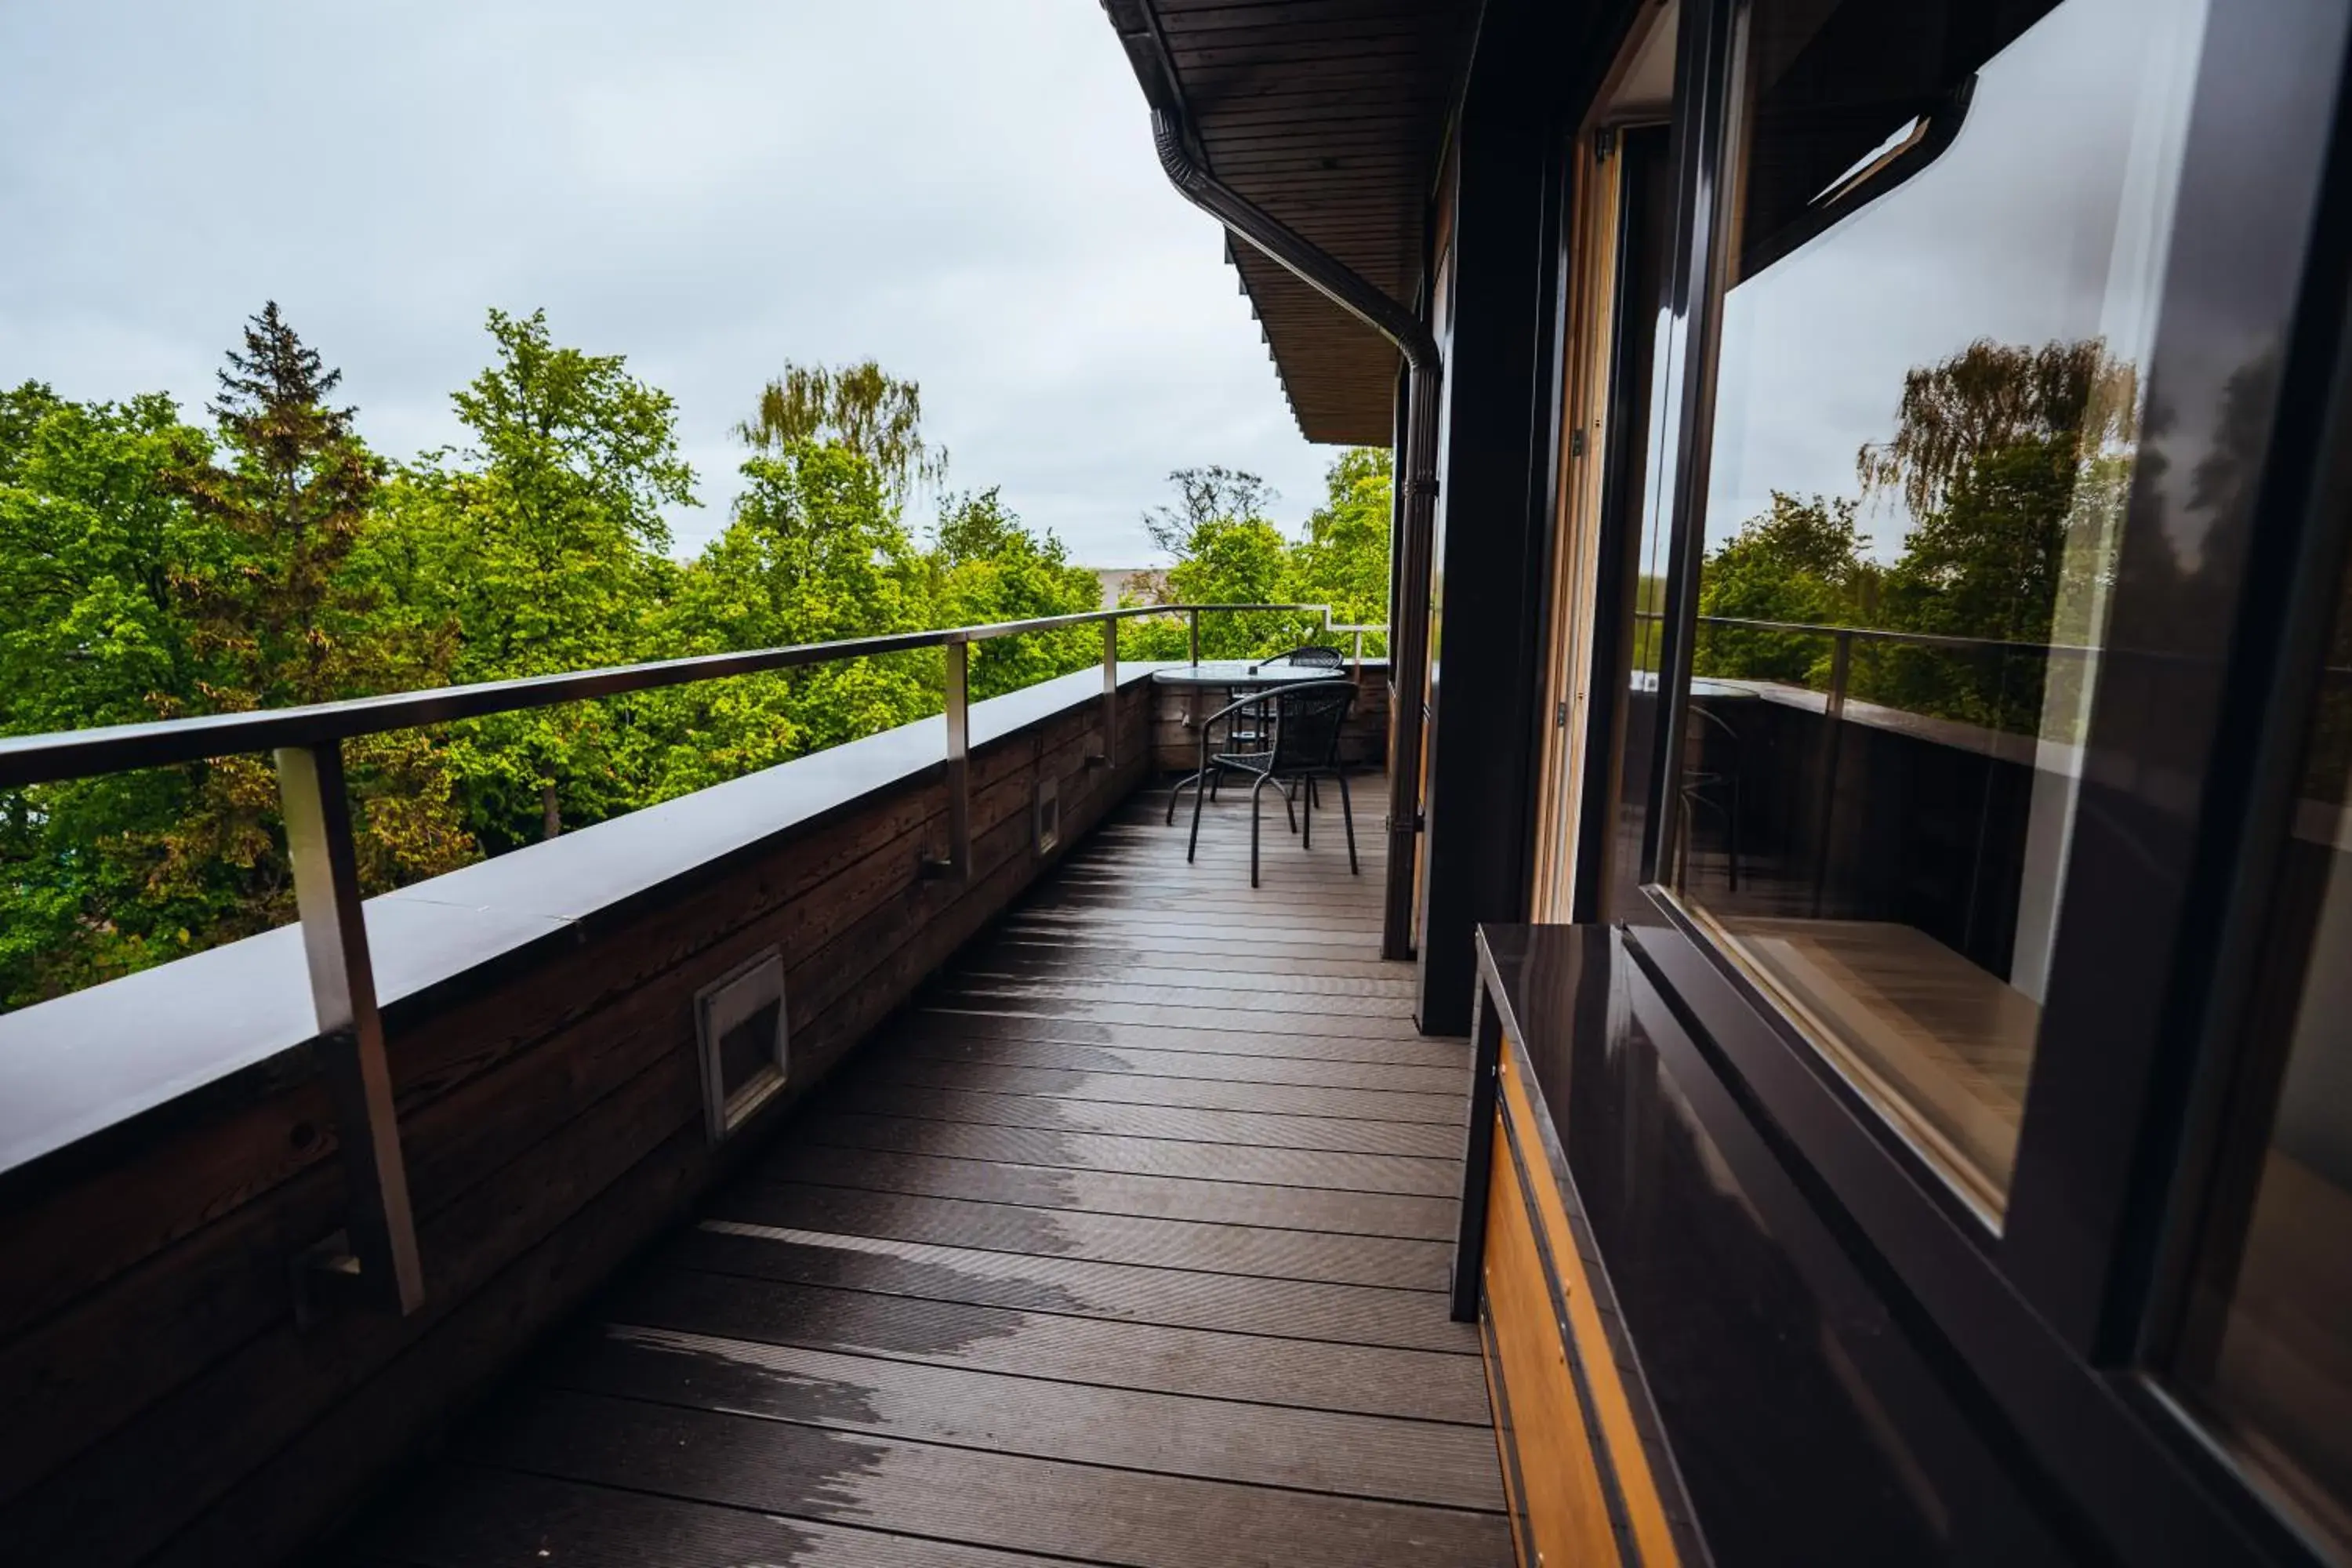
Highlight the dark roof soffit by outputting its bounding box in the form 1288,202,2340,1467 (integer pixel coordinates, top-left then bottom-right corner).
1105,0,1476,445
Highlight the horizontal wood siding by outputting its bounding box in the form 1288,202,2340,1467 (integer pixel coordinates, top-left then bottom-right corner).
0,681,1152,1568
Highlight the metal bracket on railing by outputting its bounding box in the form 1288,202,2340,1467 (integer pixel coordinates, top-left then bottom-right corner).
943,637,972,881
276,741,425,1319
1093,619,1120,768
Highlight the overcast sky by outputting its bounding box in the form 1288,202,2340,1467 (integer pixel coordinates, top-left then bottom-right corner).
0,1,1333,564
1703,0,2206,558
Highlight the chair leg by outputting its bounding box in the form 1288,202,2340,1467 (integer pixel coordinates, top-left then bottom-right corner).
1282,778,1299,835
1337,772,1358,875
1188,762,1210,864
1165,771,1195,826
1250,775,1269,888
1301,776,1312,850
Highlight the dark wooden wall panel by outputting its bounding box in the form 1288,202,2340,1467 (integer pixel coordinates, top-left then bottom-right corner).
0,682,1152,1568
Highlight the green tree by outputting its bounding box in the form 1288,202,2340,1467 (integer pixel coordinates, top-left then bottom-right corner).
1285,447,1392,655
1127,465,1316,657
384,307,697,848
0,308,477,1008
737,360,946,508
0,384,215,1004
648,441,932,797
929,487,1102,699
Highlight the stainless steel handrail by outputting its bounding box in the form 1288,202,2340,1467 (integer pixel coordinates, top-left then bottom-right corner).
1,599,1381,1319
0,602,1377,788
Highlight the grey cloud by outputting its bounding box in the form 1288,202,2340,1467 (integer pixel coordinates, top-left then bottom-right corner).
0,0,1334,562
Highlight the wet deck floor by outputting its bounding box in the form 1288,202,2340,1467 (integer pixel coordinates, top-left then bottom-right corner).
346,775,1508,1566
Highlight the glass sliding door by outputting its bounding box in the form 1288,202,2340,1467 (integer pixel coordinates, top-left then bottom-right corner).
1662,0,2209,1217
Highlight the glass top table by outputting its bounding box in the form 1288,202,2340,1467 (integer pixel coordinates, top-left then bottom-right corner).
1149,659,1352,689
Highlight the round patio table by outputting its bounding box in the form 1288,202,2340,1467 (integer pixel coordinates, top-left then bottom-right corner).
1151,659,1353,826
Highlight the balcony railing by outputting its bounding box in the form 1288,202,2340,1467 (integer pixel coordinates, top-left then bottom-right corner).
0,602,1381,1319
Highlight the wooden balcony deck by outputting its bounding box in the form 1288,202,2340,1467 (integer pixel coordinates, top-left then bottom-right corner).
343,775,1508,1566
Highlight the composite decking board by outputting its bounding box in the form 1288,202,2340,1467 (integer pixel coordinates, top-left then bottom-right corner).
340,775,1499,1566
953,952,1421,993
879,1031,1469,1094
847,1054,1468,1123
604,1266,1491,1423
361,1467,1106,1568
760,1143,1458,1240
673,1224,1480,1354
964,931,1418,963
535,1325,1504,1508
956,942,1410,982
902,1007,1469,1067
707,1180,1450,1292
935,978,1415,1021
806,1091,1463,1164
451,1389,1511,1568
792,1111,1460,1196
930,995,1431,1038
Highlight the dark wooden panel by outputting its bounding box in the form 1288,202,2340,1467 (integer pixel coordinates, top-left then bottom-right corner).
607,1265,1489,1422
935,978,1411,1021
797,1106,1455,1193
314,760,1497,1566
759,1142,1457,1240
360,1467,1078,1568
710,1181,1449,1291
673,1221,1479,1356
445,1388,1512,1568
811,1087,1462,1160
539,1323,1502,1507
901,1007,1468,1067
933,992,1429,1038
852,1054,1466,1123
885,1029,1468,1094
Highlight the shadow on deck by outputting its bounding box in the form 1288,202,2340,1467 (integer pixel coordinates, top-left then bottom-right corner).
339,773,1507,1566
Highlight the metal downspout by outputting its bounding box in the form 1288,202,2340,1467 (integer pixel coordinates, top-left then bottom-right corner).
1143,106,1442,964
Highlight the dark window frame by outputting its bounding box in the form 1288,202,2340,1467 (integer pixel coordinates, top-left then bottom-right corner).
1599,0,2352,1560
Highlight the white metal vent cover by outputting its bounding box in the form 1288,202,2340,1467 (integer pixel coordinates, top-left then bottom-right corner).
1035,772,1062,854
694,948,789,1144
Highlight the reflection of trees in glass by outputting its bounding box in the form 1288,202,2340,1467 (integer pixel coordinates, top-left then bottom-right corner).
1697,336,2137,735
1694,492,1875,685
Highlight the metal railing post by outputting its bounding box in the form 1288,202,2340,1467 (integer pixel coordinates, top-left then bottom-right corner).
944,637,971,879
1102,619,1120,770
275,740,426,1316
1189,608,1201,666
1809,630,1853,917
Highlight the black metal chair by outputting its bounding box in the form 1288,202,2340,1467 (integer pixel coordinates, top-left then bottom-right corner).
1187,680,1359,887
1675,700,1743,893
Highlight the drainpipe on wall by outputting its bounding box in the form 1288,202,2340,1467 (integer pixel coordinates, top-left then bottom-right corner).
1103,4,1443,962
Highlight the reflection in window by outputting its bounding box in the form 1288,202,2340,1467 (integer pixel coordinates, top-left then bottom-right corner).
2171,555,2352,1555
1671,0,2206,1216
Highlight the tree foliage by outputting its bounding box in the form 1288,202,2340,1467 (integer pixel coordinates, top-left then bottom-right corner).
1703,336,2128,734
1,312,1189,1011
1122,454,1392,661
736,359,947,508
